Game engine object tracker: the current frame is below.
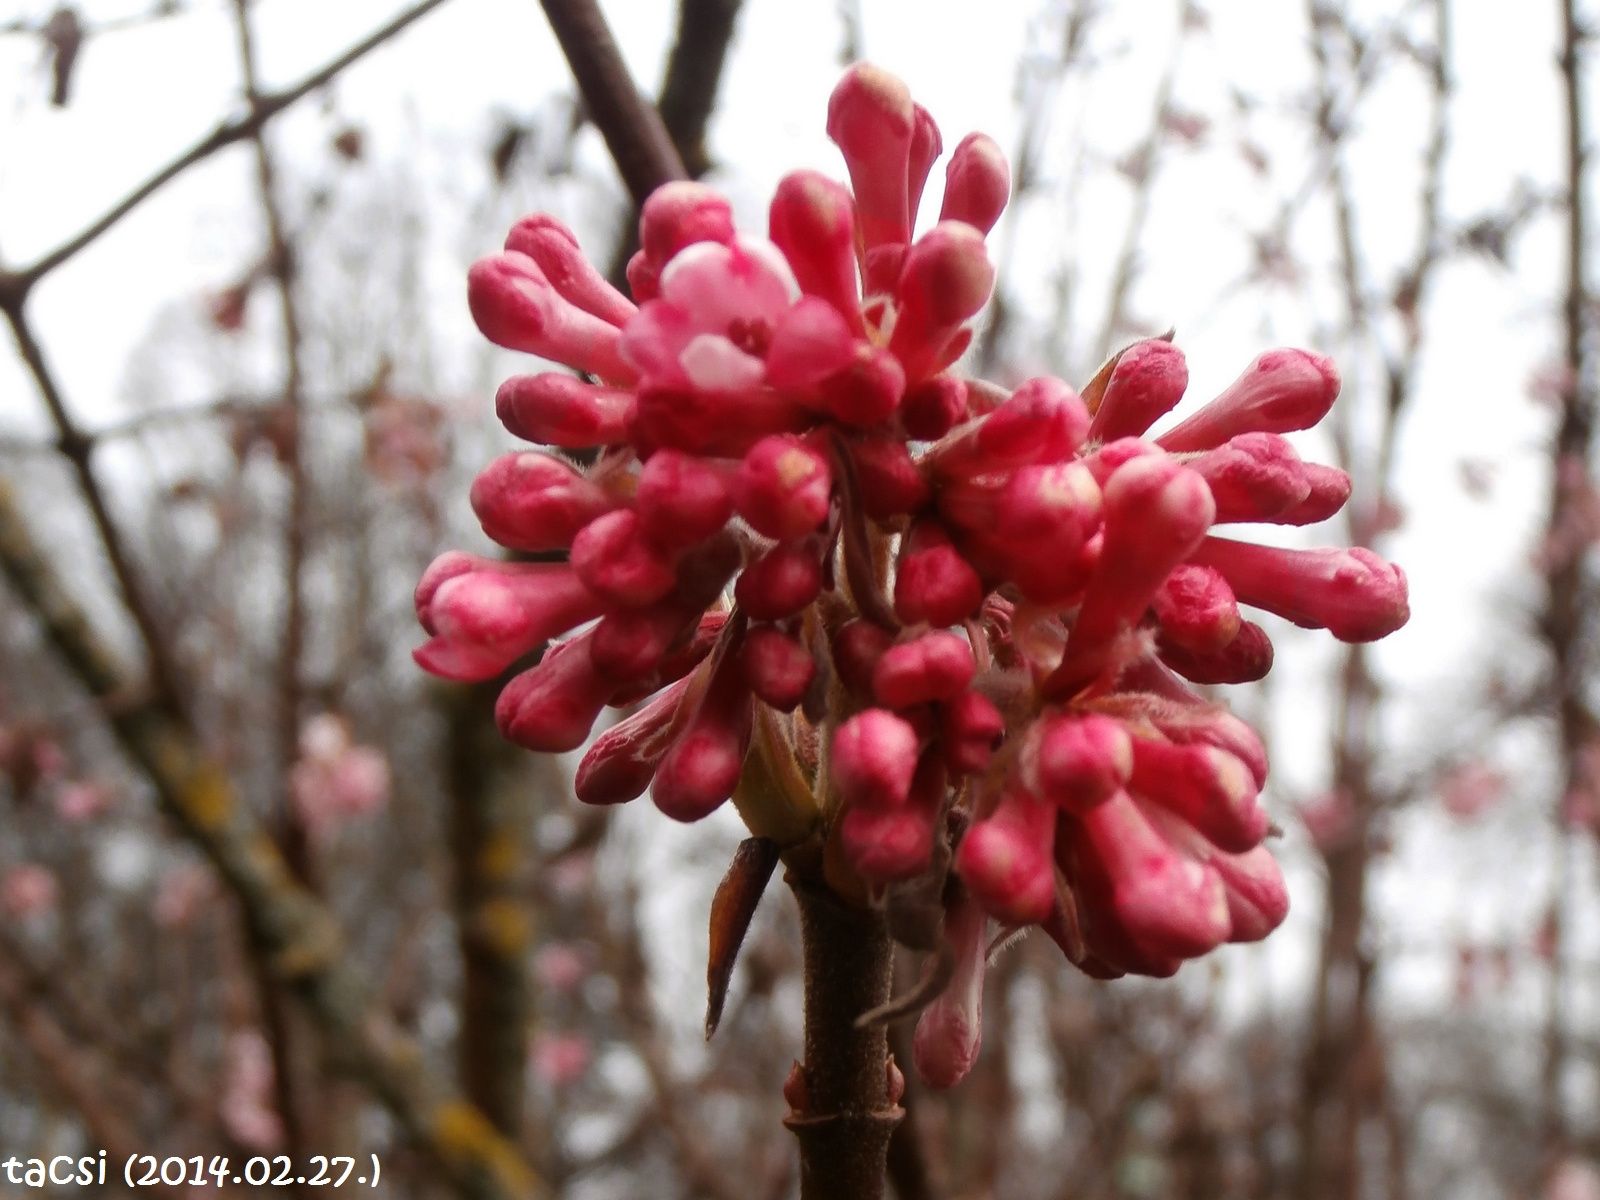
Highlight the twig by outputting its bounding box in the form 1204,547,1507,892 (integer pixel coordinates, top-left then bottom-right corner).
0,478,546,1200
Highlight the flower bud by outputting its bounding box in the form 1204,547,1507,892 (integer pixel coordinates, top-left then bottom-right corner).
601,610,728,703
939,133,1010,236
1147,703,1269,789
639,181,737,267
1086,339,1189,442
1190,538,1409,642
895,519,984,627
1157,620,1274,685
733,435,833,540
413,554,602,681
1152,564,1241,653
942,690,1005,775
1210,844,1290,942
764,295,861,389
496,633,614,753
633,384,811,458
912,884,987,1089
1191,433,1312,523
505,213,637,327
817,343,906,427
741,627,817,712
1157,348,1340,453
1021,714,1133,814
735,539,825,620
907,104,943,230
495,373,634,448
1129,738,1268,854
826,64,916,253
768,170,864,334
1277,463,1352,525
469,452,617,553
839,749,944,882
900,375,969,440
924,376,1089,480
889,222,996,382
873,631,976,710
467,252,635,383
652,651,754,823
571,509,679,607
957,787,1058,924
635,449,735,550
832,708,920,809
851,434,931,518
1082,436,1161,486
575,675,694,805
831,619,895,695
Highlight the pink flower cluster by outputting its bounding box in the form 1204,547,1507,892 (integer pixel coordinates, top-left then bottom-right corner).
417,65,1409,1085
288,714,391,838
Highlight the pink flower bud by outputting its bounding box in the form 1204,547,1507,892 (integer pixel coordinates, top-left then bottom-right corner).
505,213,637,327
414,554,603,681
939,133,1010,236
973,461,1103,549
851,434,931,518
633,384,811,458
1210,844,1290,942
1152,564,1241,653
1277,463,1352,525
741,626,816,711
733,435,833,540
639,181,736,267
957,787,1058,924
1191,433,1312,523
1082,436,1161,486
889,222,996,382
1048,457,1214,696
1129,737,1267,854
1076,791,1231,960
826,64,916,253
496,633,615,753
634,449,735,550
831,619,896,695
942,690,1004,775
873,631,976,710
769,170,864,334
1189,538,1409,642
1157,348,1340,453
467,252,636,383
1086,339,1189,442
1,863,57,918
469,452,617,553
912,884,987,1089
571,509,679,607
1021,714,1133,814
900,375,969,440
625,250,660,303
833,708,920,809
816,343,906,427
1158,620,1274,685
652,650,754,823
839,748,945,883
495,373,633,448
735,538,825,620
1146,701,1269,789
907,104,943,229
575,675,694,805
895,520,984,627
598,608,728,701
924,376,1089,480
764,295,861,389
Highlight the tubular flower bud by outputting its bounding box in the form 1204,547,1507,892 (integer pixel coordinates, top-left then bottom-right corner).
496,632,615,753
817,343,906,427
939,133,1010,236
575,676,695,806
912,883,987,1089
769,170,864,334
840,747,946,883
1128,737,1268,854
1157,348,1340,452
639,181,737,269
831,619,896,696
889,222,996,382
467,253,636,383
1086,339,1189,442
735,538,825,620
957,786,1058,924
741,627,817,711
599,609,727,702
1191,432,1312,524
570,510,679,608
895,519,984,627
414,554,603,682
873,631,976,710
469,452,617,553
942,690,1005,775
907,105,944,231
504,213,637,327
733,435,833,540
1021,714,1133,814
495,373,633,448
1158,620,1274,685
851,433,931,518
1278,463,1352,525
635,449,735,550
925,376,1089,480
900,375,970,441
653,649,754,823
1190,538,1410,642
827,63,917,255
1152,564,1241,654
832,709,920,809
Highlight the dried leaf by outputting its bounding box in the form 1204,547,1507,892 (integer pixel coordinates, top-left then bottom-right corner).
705,836,781,1039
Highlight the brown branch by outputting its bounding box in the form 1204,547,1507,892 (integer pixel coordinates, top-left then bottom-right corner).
0,478,546,1200
537,0,687,207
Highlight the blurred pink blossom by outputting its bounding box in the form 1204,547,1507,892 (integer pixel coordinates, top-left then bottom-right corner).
290,714,391,837
54,780,111,823
531,1032,592,1087
1547,1160,1600,1200
219,1030,283,1152
1,864,57,918
534,941,595,993
1438,762,1506,821
1298,789,1356,853
154,864,218,930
